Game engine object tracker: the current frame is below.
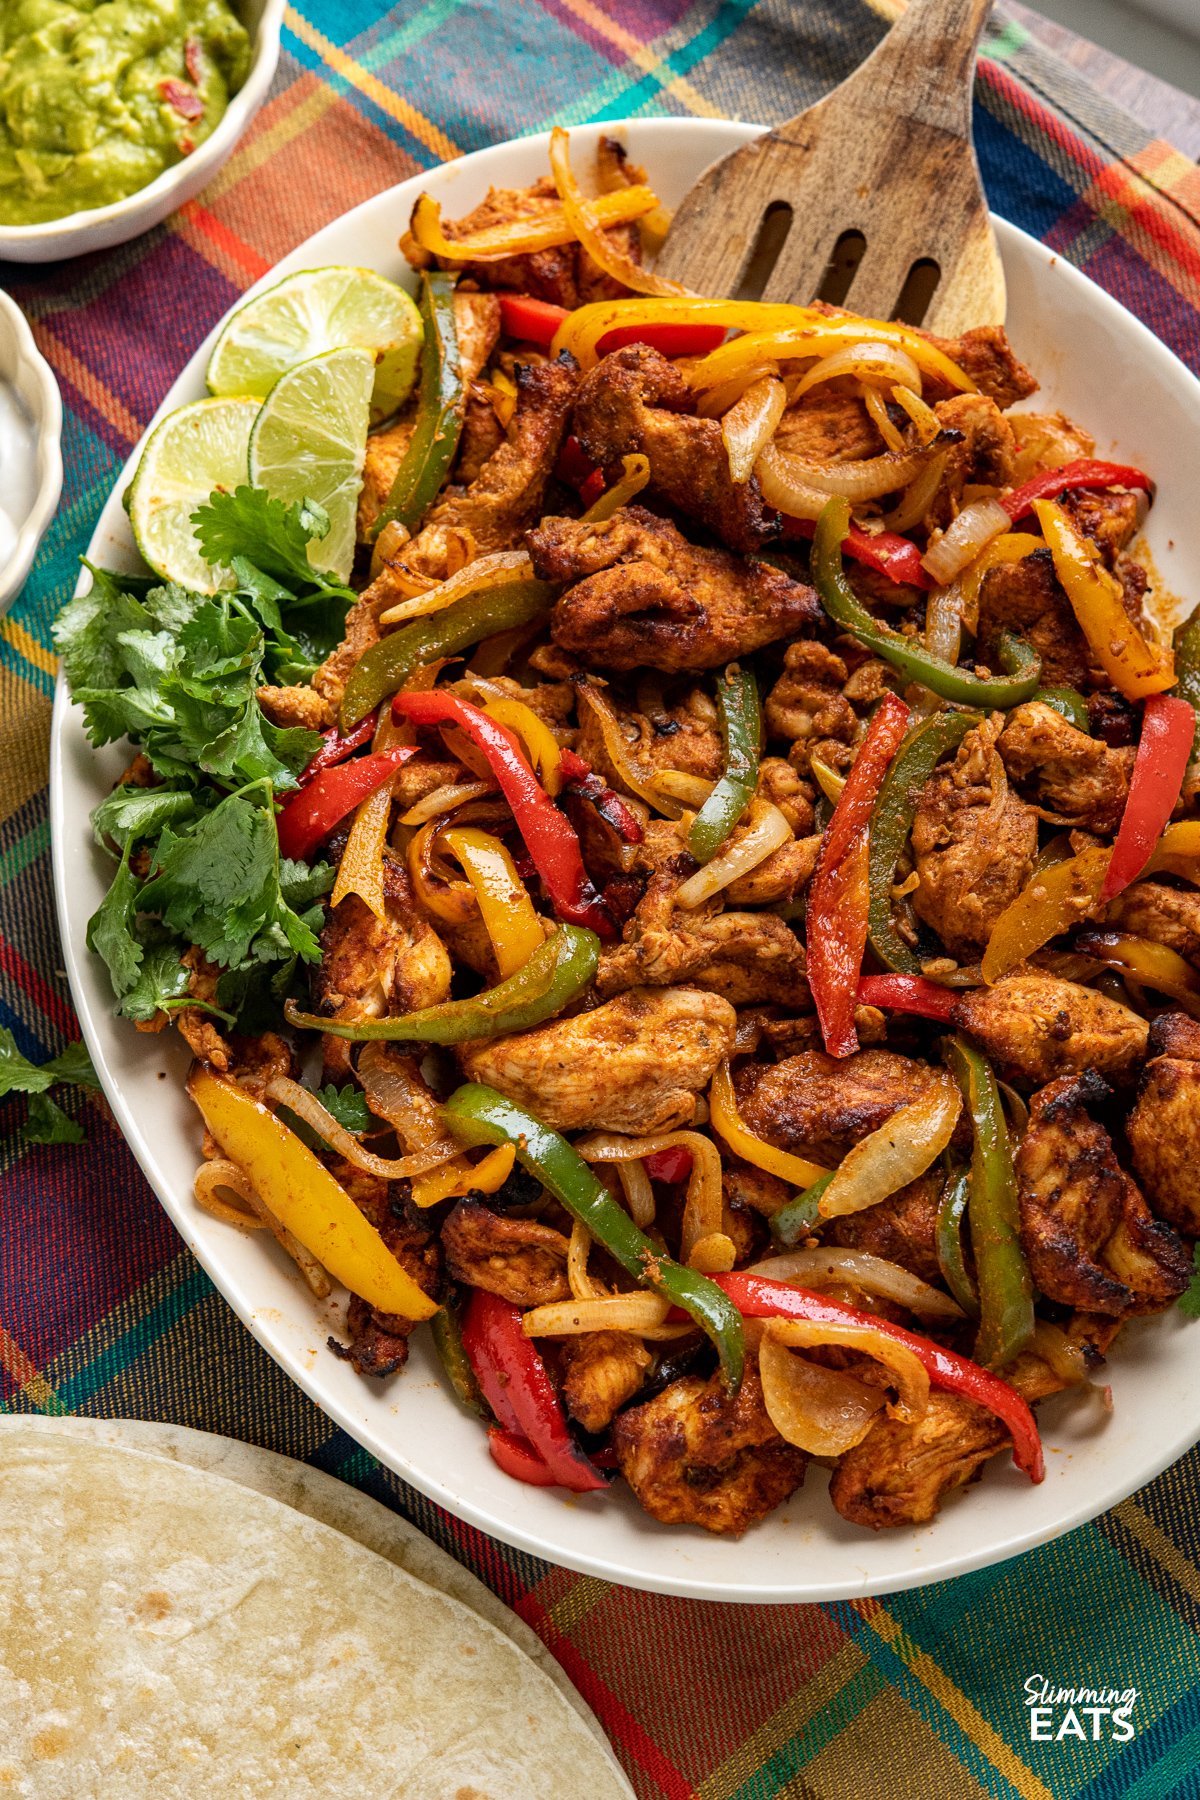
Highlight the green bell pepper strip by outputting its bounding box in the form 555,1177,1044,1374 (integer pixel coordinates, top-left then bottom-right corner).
943,1035,1033,1369
935,1166,980,1318
430,1295,487,1417
812,498,1042,708
284,924,598,1044
867,709,980,974
770,1171,835,1249
442,1083,745,1393
688,665,761,863
1032,685,1091,732
373,271,464,539
339,578,554,730
1172,611,1200,760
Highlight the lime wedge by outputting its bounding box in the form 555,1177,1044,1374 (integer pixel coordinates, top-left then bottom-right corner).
127,396,258,593
206,266,422,423
248,346,374,583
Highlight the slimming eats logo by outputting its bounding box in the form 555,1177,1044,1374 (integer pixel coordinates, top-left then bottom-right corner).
1024,1675,1138,1742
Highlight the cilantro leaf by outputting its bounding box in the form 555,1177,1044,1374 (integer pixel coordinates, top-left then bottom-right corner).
42,1042,101,1090
0,1028,55,1098
1178,1245,1200,1319
316,1083,370,1134
86,848,144,998
119,935,195,1024
91,785,198,851
24,1093,85,1145
192,487,354,602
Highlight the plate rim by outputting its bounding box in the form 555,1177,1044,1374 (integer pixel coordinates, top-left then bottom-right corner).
48,114,1200,1602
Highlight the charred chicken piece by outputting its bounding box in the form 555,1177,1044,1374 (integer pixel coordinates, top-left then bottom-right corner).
910,714,1038,962
329,1162,442,1378
826,1173,943,1287
998,702,1134,834
734,1048,947,1167
533,504,819,673
1016,1071,1190,1317
829,1391,1008,1530
1127,1012,1200,1235
459,985,736,1135
949,975,1148,1086
1106,882,1200,966
441,1198,571,1307
570,344,778,552
613,1365,806,1534
560,1330,651,1432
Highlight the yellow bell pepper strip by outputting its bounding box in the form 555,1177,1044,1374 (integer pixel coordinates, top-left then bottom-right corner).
340,578,554,730
808,686,913,1057
187,1065,438,1319
441,826,545,978
373,270,464,540
688,321,976,398
444,1083,744,1392
331,713,412,920
981,843,1112,984
549,126,687,299
410,1143,515,1209
1033,498,1175,700
1100,694,1195,901
1075,930,1200,1012
1146,819,1200,881
710,1060,830,1187
285,923,599,1043
943,1036,1034,1371
688,665,761,864
480,697,562,796
407,183,659,262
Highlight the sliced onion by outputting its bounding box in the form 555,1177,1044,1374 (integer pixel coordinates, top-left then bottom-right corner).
809,755,847,804
924,580,963,666
755,442,840,520
399,779,494,826
649,768,714,809
266,1076,455,1179
758,1334,886,1457
722,375,787,484
378,550,534,626
549,126,689,299
819,1077,962,1219
884,448,950,533
891,384,941,446
922,498,1011,585
196,1157,331,1298
862,384,907,454
576,1130,721,1260
747,1249,964,1320
355,1045,463,1172
1031,1320,1092,1386
576,683,685,817
194,1158,265,1231
568,1217,601,1300
697,362,779,419
616,1159,654,1229
765,1318,930,1423
522,1293,690,1339
998,1080,1030,1140
676,801,792,909
757,439,930,505
793,341,922,400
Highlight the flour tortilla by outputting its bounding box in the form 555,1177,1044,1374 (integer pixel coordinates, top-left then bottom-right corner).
0,1426,632,1799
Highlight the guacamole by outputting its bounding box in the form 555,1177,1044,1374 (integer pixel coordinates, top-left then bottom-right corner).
0,0,251,225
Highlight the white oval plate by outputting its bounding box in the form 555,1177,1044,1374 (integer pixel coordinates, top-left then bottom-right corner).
50,118,1200,1603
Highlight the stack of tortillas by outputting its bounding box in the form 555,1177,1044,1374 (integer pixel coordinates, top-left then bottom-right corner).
0,1418,634,1798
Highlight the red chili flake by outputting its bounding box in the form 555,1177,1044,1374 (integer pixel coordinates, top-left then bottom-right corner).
159,78,204,121
184,35,205,84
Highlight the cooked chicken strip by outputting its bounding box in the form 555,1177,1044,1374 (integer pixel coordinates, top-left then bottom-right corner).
257,683,334,732
560,1330,651,1433
459,985,736,1134
441,1199,570,1307
313,854,451,1029
998,702,1134,833
1017,1072,1190,1317
613,1366,806,1534
735,1048,946,1166
924,393,1017,530
532,504,820,673
949,975,1148,1085
827,1173,943,1286
570,344,778,552
329,1161,441,1379
1127,1012,1200,1235
910,714,1038,961
1106,881,1200,965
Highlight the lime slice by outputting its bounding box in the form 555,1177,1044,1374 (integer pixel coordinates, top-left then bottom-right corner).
248,346,374,583
127,396,258,593
206,266,422,423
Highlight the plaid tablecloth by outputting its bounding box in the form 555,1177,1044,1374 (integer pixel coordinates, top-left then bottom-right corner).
4,4,1200,1795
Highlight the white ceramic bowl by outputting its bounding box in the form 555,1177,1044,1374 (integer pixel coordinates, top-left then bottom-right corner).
0,289,62,614
0,0,283,263
50,119,1200,1603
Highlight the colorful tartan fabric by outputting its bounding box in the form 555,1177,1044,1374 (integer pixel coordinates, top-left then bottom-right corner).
3,4,1200,1795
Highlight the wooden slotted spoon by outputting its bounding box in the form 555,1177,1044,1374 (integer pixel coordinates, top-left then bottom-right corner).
655,0,1004,335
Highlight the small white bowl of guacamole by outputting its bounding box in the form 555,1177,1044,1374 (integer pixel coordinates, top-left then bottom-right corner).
0,0,283,262
0,291,62,614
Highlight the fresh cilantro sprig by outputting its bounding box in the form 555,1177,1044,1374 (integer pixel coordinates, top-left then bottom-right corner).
191,487,355,606
1179,1245,1200,1320
0,1030,100,1147
277,1082,371,1151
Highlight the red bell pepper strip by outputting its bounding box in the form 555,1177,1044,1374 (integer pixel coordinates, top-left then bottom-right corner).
275,746,417,862
1001,459,1153,525
300,711,378,782
578,468,607,508
857,974,956,1020
487,1429,559,1486
807,692,912,1057
710,1272,1044,1482
782,515,933,590
556,433,598,490
461,1290,608,1493
558,747,645,845
497,294,570,347
394,689,612,934
644,1146,694,1184
497,297,727,360
1100,694,1194,902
